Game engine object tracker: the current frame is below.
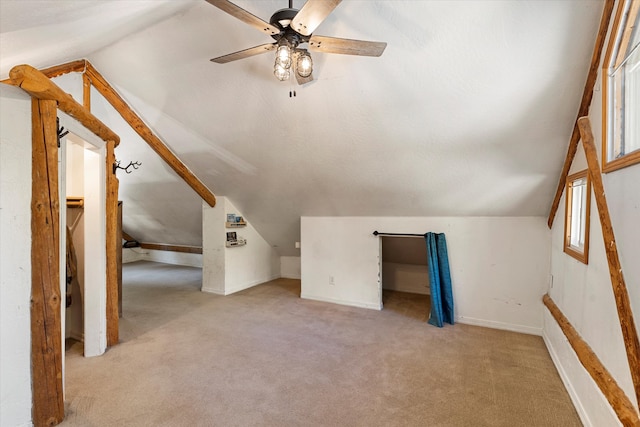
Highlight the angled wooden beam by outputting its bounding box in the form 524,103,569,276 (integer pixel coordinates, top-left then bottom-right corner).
578,116,640,405
1,59,87,85
31,98,64,427
83,62,217,207
139,243,203,254
9,64,119,146
122,230,137,242
544,294,640,426
547,0,615,228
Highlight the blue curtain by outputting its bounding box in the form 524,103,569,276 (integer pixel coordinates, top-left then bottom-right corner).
425,233,454,327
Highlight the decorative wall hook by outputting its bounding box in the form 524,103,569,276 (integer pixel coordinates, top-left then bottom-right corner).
113,160,142,174
56,117,69,147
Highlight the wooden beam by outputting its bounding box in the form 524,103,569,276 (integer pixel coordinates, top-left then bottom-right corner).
83,62,217,207
82,72,91,111
547,0,615,228
139,243,203,254
106,141,119,347
122,230,137,242
9,64,120,146
543,294,640,426
578,116,640,405
31,98,64,427
1,59,87,85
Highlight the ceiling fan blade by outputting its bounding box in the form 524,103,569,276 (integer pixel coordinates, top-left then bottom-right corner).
205,0,280,36
290,0,342,36
296,71,313,85
210,43,276,64
309,35,387,57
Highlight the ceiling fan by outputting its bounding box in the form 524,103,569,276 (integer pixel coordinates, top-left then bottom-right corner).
206,0,387,85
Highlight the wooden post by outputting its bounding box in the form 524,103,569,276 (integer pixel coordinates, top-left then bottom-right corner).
106,141,119,346
117,201,123,318
31,98,64,426
577,117,640,405
543,294,640,426
82,72,91,111
547,0,615,228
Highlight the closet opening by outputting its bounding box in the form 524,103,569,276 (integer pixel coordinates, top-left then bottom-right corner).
380,236,430,320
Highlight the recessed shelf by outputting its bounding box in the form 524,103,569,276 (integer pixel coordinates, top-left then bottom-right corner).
226,221,247,228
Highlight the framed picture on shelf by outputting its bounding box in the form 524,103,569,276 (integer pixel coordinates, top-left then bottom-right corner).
226,232,237,242
227,214,236,222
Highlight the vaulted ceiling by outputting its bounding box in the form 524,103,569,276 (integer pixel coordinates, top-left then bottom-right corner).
0,0,604,255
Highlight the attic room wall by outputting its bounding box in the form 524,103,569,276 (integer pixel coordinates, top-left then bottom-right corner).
0,85,33,427
544,65,640,425
203,197,279,295
301,216,549,335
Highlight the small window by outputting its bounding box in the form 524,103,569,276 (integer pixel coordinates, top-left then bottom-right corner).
603,1,640,172
564,170,591,264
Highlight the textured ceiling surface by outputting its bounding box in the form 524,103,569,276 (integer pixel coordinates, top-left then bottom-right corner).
0,0,604,255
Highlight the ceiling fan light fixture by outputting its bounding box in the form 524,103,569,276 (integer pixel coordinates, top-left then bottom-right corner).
275,42,292,69
274,63,290,81
296,51,313,78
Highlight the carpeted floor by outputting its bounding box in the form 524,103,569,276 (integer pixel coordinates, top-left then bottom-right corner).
60,261,580,426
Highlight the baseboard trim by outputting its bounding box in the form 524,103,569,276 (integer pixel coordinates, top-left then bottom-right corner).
456,316,542,336
301,293,382,310
280,274,302,280
203,275,281,296
225,275,280,295
542,327,592,427
201,287,224,295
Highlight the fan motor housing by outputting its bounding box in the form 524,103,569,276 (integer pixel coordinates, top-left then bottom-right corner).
270,8,309,45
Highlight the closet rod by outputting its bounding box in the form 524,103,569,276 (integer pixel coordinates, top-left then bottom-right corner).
372,231,426,237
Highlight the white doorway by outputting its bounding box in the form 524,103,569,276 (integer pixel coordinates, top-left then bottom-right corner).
58,111,108,399
380,236,430,318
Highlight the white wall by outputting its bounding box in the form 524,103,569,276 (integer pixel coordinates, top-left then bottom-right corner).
139,249,202,267
544,63,640,426
301,216,550,334
280,256,301,279
0,85,33,427
202,197,279,295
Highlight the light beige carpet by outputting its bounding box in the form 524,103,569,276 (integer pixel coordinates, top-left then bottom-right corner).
60,261,581,426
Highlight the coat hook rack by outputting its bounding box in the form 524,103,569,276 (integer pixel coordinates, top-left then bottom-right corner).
113,160,142,174
56,117,69,147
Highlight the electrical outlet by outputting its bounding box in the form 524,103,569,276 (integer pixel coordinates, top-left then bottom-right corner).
329,275,335,286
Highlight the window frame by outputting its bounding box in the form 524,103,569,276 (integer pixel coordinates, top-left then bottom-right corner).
602,0,640,173
564,170,592,264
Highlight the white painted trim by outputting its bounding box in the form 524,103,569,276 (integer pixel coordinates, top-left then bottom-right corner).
542,329,592,427
301,293,383,311
456,316,543,336
224,274,280,295
201,287,225,296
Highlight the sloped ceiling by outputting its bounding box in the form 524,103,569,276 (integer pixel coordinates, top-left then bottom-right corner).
0,0,604,256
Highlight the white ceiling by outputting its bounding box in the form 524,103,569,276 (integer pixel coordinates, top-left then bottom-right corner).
0,0,604,255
